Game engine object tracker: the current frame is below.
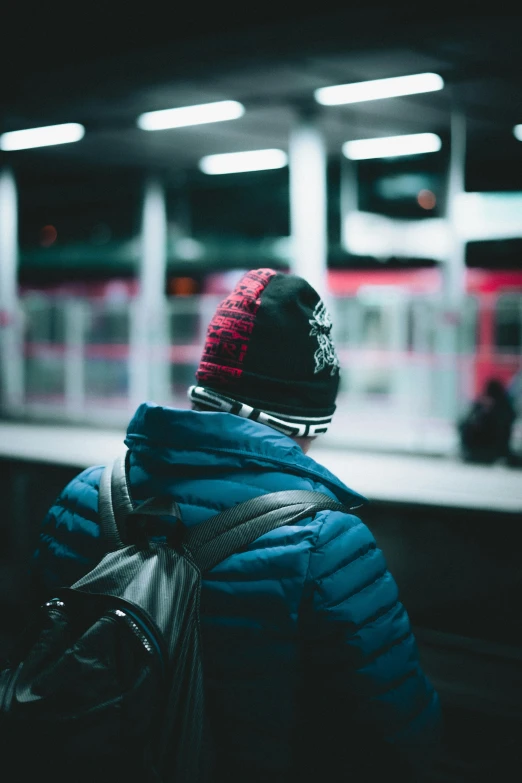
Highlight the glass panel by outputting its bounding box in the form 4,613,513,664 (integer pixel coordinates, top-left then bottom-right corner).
22,296,66,402
357,303,394,395
84,303,130,401
167,298,201,402
494,295,522,354
457,296,479,354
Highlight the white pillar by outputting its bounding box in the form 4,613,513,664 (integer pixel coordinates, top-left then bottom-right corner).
444,111,467,307
140,178,168,308
436,111,468,425
288,117,328,298
0,168,24,410
340,154,358,253
129,178,169,408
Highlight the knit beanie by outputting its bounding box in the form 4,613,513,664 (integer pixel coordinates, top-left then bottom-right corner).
188,268,340,437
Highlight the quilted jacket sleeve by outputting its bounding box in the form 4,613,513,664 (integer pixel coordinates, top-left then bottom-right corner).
31,466,106,593
301,508,442,779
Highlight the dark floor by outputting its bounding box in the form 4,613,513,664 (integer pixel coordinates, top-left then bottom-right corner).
1,457,522,781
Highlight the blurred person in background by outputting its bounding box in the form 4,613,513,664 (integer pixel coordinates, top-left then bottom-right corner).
33,269,442,782
508,368,522,419
458,377,517,465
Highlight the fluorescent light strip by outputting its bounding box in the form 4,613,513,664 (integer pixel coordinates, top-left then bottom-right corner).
199,149,288,175
513,125,522,141
343,133,442,160
0,123,85,151
137,100,245,131
315,72,444,106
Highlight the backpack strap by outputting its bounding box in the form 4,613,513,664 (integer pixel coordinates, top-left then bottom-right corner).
100,452,347,567
182,490,347,573
99,452,183,549
98,453,132,550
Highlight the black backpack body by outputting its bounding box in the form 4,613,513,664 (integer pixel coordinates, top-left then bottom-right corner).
0,452,345,782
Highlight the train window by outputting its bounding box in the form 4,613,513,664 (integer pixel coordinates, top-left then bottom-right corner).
406,299,437,352
406,302,415,350
168,299,200,344
22,297,66,344
358,303,394,395
457,296,479,354
21,297,67,400
85,306,129,344
362,307,383,343
330,296,357,345
494,295,522,354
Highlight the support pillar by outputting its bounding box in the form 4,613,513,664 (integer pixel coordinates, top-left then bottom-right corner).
0,168,24,411
436,111,468,423
340,153,358,253
444,111,467,308
288,116,328,299
129,178,169,408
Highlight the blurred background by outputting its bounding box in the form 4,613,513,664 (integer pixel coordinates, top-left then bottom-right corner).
1,8,522,780
1,7,521,457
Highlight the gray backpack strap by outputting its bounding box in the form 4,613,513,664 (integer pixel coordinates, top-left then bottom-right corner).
182,490,347,573
98,453,133,550
99,450,183,549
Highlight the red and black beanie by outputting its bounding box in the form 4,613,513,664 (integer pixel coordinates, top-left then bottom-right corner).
188,268,341,437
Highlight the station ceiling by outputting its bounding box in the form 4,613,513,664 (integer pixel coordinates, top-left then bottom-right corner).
2,8,522,185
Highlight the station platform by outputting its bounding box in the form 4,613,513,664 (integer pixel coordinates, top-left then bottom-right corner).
1,419,521,781
1,420,521,513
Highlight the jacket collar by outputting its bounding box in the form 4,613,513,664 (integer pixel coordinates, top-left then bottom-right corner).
125,403,367,510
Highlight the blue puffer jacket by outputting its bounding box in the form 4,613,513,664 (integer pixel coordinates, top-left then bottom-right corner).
34,403,441,782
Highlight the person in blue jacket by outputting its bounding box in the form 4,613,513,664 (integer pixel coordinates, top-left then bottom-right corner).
33,268,442,782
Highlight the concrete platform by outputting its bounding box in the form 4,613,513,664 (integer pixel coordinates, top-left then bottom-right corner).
1,421,521,513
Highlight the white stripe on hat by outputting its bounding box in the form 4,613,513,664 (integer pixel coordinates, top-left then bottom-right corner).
188,385,332,437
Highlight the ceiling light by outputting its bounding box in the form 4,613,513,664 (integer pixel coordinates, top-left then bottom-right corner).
343,133,442,160
137,100,245,131
199,149,288,175
315,72,444,106
0,123,85,151
513,125,522,141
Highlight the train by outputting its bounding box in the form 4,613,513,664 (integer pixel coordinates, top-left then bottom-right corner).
329,265,522,394
18,259,522,405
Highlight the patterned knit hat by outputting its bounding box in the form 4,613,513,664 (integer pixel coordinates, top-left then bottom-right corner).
188,268,340,437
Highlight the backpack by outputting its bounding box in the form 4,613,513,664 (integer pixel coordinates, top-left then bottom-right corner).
0,450,346,783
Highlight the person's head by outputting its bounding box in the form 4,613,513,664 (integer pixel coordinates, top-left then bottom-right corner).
485,377,506,400
188,268,341,452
